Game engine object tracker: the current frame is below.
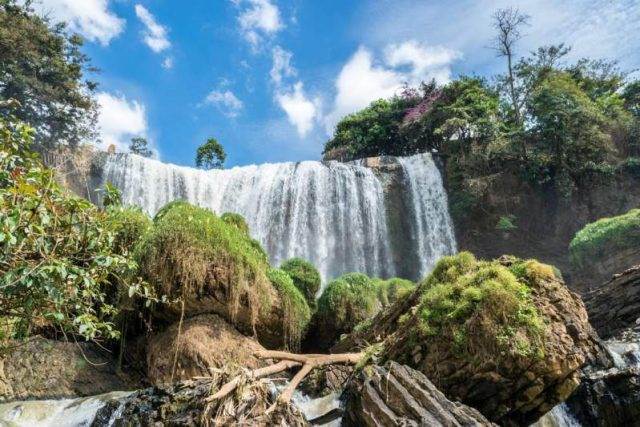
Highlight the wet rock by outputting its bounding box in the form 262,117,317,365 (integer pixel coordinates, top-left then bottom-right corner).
0,336,137,402
343,361,495,426
583,265,640,339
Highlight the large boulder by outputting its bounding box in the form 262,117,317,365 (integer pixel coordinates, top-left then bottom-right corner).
146,314,266,385
583,265,640,338
344,361,495,426
136,201,310,349
335,253,606,425
0,336,137,402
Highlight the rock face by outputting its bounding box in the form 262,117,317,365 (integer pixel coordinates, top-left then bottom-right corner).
335,255,609,426
146,314,266,385
0,336,137,402
583,265,640,338
344,361,495,426
574,247,640,293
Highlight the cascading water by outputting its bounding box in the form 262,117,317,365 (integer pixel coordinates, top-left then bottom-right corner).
97,152,457,284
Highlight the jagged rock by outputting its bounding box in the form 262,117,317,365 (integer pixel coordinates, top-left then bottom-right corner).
146,314,266,385
583,265,640,339
343,361,495,426
0,336,138,402
335,254,609,425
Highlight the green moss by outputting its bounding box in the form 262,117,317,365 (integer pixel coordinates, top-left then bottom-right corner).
136,201,271,325
267,268,311,351
417,252,545,359
375,278,415,307
569,208,640,266
496,215,518,231
280,258,321,309
317,273,380,340
221,212,249,235
105,206,152,255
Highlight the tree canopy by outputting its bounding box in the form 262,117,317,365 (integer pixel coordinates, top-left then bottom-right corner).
0,0,98,149
196,137,226,169
129,137,153,158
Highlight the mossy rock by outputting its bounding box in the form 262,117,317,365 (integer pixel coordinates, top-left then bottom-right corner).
569,208,640,267
135,201,283,346
375,278,415,307
221,212,249,235
315,273,381,348
337,252,604,425
266,268,311,351
280,258,321,309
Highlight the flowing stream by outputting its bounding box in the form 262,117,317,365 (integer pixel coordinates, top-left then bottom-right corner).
97,152,457,284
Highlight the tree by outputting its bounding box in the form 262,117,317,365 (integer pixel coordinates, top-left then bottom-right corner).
491,7,530,126
0,1,98,149
196,137,226,169
129,137,153,157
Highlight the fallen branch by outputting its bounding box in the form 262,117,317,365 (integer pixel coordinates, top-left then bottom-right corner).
206,350,364,410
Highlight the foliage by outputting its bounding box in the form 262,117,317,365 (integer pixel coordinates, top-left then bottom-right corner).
129,137,153,158
0,118,151,352
316,272,380,341
0,1,97,149
266,268,311,351
135,201,271,325
279,257,321,309
105,206,152,256
221,212,249,235
196,138,226,169
496,215,517,231
100,182,122,209
569,208,640,266
416,252,545,358
375,278,415,307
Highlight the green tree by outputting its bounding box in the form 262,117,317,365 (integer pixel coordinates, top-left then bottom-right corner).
195,138,226,169
0,1,98,149
129,137,153,158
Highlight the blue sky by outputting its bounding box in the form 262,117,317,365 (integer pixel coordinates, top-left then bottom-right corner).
31,0,640,167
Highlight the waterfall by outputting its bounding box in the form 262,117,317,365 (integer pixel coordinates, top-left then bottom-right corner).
98,152,457,283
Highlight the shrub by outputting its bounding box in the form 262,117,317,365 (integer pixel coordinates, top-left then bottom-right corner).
280,258,321,309
105,206,152,256
136,201,272,326
569,208,640,266
375,278,415,307
316,273,381,344
266,268,311,351
496,215,517,232
416,252,545,358
0,119,151,352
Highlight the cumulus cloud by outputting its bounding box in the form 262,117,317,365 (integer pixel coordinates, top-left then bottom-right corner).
234,0,283,48
270,46,296,85
29,0,124,45
275,82,319,137
134,4,171,53
96,92,148,152
204,90,244,118
162,57,174,69
324,42,460,134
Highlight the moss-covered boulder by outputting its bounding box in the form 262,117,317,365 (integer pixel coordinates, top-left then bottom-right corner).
280,258,321,309
570,208,640,289
266,268,311,351
220,212,250,235
314,273,381,349
136,202,285,348
105,206,152,255
335,252,605,425
375,277,415,307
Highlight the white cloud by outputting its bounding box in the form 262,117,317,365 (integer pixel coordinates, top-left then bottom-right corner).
324,43,460,134
234,0,283,48
96,92,148,152
276,82,319,137
204,90,244,118
270,46,296,85
134,4,170,53
162,57,174,69
30,0,124,45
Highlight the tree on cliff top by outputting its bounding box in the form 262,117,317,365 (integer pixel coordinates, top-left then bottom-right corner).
196,137,226,169
130,137,153,158
0,0,98,149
